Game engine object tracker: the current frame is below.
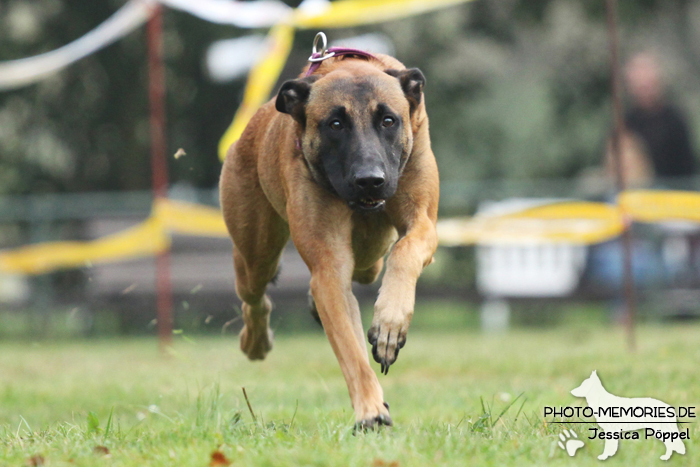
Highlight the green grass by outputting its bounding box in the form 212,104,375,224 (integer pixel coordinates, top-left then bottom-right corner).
0,324,698,466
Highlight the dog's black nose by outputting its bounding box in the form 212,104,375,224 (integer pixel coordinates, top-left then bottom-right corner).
354,173,385,190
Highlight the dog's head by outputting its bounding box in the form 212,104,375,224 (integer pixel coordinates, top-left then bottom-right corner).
275,63,425,212
571,370,601,398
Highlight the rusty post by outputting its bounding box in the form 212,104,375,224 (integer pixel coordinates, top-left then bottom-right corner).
147,4,173,349
605,0,636,351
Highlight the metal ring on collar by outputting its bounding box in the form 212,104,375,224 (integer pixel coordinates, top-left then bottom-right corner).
308,32,335,62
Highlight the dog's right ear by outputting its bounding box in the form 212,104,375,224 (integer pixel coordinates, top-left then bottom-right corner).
385,68,425,114
275,76,319,123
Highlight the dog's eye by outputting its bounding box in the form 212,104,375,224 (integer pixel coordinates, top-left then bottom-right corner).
382,116,395,128
329,119,343,131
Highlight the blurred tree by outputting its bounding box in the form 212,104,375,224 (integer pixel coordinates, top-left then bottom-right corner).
372,0,700,186
0,0,699,199
0,0,247,194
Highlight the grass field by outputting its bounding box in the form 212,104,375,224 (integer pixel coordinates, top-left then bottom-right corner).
0,321,698,466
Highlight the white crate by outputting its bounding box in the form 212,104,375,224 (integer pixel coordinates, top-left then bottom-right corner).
475,199,587,298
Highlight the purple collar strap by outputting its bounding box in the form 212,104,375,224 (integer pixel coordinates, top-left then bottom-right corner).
305,46,376,76
304,32,376,77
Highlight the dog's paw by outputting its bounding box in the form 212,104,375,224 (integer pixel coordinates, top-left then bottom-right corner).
239,325,273,360
367,319,408,375
354,402,392,432
557,429,584,457
354,413,393,432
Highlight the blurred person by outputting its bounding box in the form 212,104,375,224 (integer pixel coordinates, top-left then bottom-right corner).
585,133,663,300
604,130,654,189
626,53,700,289
577,131,653,201
586,54,700,316
624,53,696,182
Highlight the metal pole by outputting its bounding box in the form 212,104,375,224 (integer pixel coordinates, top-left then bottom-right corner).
147,4,172,348
605,0,636,351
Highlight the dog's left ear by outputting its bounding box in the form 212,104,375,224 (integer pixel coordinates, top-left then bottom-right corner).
385,68,425,113
275,75,319,124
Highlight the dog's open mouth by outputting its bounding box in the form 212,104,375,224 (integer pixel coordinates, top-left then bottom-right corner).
351,198,386,212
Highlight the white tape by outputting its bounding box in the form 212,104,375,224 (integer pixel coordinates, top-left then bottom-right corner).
205,35,268,83
0,0,154,91
0,0,292,91
0,0,470,91
297,0,332,16
160,0,291,28
330,33,396,57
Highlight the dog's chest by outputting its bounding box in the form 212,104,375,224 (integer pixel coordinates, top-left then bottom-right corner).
351,213,397,269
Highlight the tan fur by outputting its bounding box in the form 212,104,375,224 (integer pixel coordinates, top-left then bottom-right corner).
220,53,439,427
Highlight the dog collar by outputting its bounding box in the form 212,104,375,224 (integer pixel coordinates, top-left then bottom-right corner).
304,32,376,77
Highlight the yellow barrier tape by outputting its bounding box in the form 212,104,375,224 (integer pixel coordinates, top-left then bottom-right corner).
0,198,231,275
619,190,700,223
217,0,475,161
438,202,624,246
155,198,228,237
0,216,169,275
218,23,294,161
3,191,700,274
291,0,473,29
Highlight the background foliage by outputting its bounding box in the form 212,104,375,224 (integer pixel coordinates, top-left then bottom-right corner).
1,0,700,194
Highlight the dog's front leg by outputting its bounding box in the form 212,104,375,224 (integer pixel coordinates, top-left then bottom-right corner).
310,255,391,428
599,436,618,460
289,194,391,429
368,211,437,373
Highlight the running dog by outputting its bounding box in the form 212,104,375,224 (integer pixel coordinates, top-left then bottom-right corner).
571,370,686,460
220,46,438,428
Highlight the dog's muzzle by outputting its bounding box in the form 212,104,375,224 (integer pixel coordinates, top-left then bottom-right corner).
349,198,386,212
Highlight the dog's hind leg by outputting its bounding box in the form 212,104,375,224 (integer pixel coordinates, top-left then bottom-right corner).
661,436,686,460
661,444,672,461
308,289,322,327
221,151,289,361
232,241,286,360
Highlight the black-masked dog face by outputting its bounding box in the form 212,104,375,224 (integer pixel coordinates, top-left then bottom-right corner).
276,67,425,212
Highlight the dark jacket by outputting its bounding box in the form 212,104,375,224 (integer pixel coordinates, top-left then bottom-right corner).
625,104,696,178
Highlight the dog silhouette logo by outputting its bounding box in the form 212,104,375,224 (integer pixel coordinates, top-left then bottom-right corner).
571,370,686,461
